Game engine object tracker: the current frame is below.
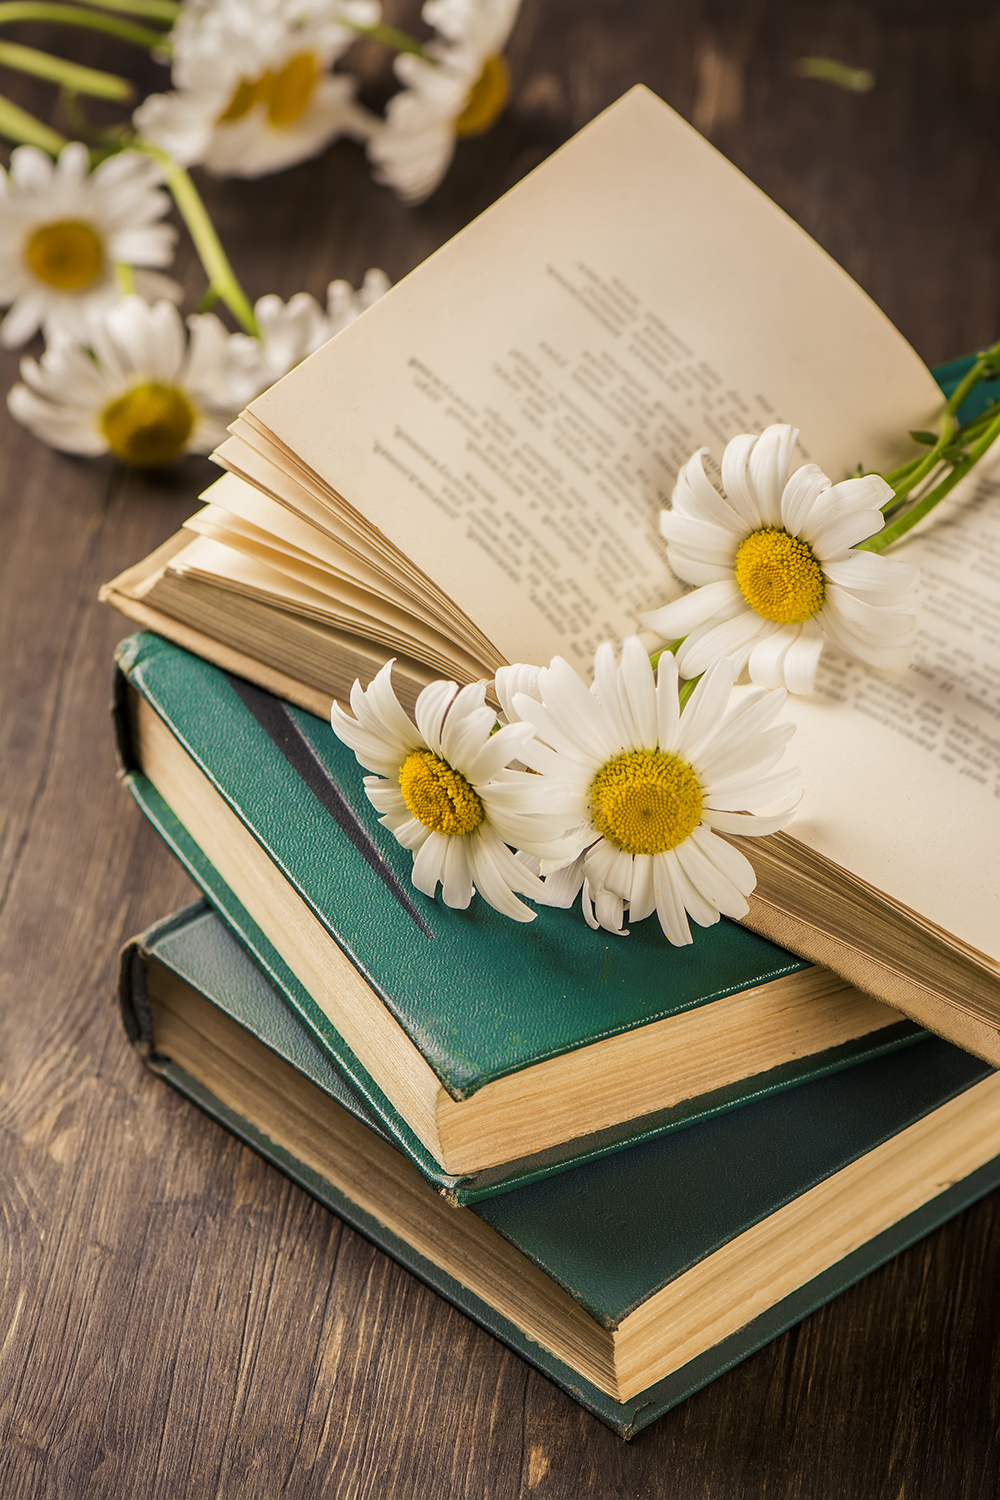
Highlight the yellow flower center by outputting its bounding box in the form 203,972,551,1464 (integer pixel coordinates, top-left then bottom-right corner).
455,53,510,136
218,52,319,128
399,749,485,836
589,749,703,857
100,383,196,468
733,527,826,623
25,220,103,291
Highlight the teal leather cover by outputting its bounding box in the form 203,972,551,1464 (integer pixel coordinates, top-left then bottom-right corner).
114,631,921,1103
122,900,1000,1438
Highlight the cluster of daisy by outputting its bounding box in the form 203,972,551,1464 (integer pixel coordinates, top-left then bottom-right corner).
0,142,388,464
135,0,522,201
331,637,801,944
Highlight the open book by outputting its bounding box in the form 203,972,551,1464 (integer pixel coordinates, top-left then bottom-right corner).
102,87,1000,1061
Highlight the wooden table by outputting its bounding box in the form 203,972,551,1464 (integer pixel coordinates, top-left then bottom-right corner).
3,3,1000,1494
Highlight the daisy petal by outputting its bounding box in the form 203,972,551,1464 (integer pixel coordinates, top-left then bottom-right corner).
690,824,757,896
674,836,750,919
414,678,458,753
655,651,681,752
702,805,797,836
440,835,475,909
747,625,800,689
620,635,658,749
411,830,448,897
676,660,736,763
720,432,762,530
780,463,831,533
809,508,884,559
628,853,656,921
652,852,694,945
674,608,766,679
782,618,825,695
747,425,798,528
639,579,742,639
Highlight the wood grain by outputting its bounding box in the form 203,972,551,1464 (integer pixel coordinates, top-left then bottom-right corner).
3,2,1000,1495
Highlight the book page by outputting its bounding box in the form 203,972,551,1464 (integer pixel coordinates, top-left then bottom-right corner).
786,468,1000,962
248,85,940,670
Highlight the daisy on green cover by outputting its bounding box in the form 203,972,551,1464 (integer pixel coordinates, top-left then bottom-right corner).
331,661,578,921
508,639,801,944
641,425,917,695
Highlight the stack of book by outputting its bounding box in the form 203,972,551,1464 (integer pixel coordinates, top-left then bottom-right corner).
105,89,1000,1438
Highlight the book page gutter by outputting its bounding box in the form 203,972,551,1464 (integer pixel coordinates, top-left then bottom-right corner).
786,468,1000,962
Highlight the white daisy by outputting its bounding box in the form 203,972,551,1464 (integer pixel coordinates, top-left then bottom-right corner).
368,0,521,204
8,296,246,466
223,268,391,404
0,143,180,350
133,0,380,179
509,639,801,945
330,660,578,921
639,424,918,695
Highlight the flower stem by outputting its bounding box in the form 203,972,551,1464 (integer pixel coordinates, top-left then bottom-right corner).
0,90,65,151
135,143,260,338
0,40,134,99
114,261,135,294
343,20,426,56
678,673,702,710
83,0,178,21
0,3,167,50
862,405,1000,552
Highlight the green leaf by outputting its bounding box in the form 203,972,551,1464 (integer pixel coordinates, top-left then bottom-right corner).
909,430,938,446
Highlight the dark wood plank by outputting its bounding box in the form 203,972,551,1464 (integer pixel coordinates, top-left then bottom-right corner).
3,3,1000,1496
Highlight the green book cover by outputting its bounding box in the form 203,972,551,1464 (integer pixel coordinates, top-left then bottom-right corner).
114,631,921,1195
121,899,1000,1439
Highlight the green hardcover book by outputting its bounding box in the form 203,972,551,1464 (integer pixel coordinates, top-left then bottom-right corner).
121,898,1000,1440
114,630,922,1199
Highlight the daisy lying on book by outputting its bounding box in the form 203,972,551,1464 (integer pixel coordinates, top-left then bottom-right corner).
331,638,801,943
639,424,918,696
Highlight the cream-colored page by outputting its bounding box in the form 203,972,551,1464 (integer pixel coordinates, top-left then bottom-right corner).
248,85,940,671
786,468,1000,962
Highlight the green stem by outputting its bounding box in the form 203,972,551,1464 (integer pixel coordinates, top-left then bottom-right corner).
862,406,1000,553
343,20,426,56
135,143,259,337
678,673,702,710
0,40,133,98
0,90,64,150
0,3,166,49
114,260,135,294
83,0,178,21
649,637,686,671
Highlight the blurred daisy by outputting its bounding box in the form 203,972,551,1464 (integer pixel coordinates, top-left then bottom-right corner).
640,425,917,694
8,297,245,466
510,639,801,944
224,268,391,404
133,0,380,178
368,0,521,203
331,661,577,921
0,143,179,349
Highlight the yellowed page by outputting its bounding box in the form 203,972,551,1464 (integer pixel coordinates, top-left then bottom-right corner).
785,464,1000,963
248,85,940,673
